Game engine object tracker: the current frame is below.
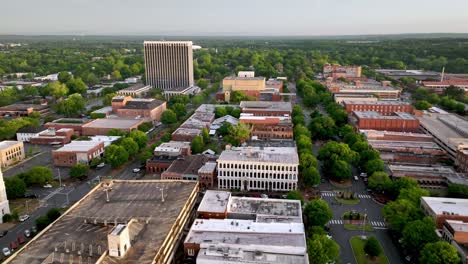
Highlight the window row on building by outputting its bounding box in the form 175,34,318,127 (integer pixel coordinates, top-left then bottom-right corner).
218,178,297,191
218,170,297,180
217,162,297,172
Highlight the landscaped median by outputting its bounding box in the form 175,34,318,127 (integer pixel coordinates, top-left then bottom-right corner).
335,190,360,205
350,236,389,264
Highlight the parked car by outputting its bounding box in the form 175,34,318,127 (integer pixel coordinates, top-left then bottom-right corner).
19,215,30,222
17,234,26,244
43,184,52,188
260,194,268,199
0,230,8,238
132,168,141,173
96,163,105,169
24,229,31,238
2,247,11,257
354,176,359,181
9,241,18,250
24,193,38,199
360,172,367,178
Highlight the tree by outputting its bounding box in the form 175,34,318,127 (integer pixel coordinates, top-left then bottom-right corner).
55,93,86,117
18,166,53,186
364,236,382,258
293,124,311,139
304,199,333,227
307,234,340,264
217,123,232,137
36,215,51,231
388,177,419,200
112,70,122,80
58,71,71,83
129,130,148,149
299,153,318,170
46,208,61,222
286,190,304,204
308,116,337,139
49,81,69,99
397,186,429,206
171,103,187,119
382,199,423,235
104,145,129,168
368,172,392,192
201,128,210,143
303,166,320,187
214,107,227,118
228,123,251,145
359,149,380,167
329,159,352,180
420,241,460,264
296,135,313,153
161,109,178,125
137,122,153,132
120,137,139,156
66,78,87,94
415,100,432,110
5,176,27,199
69,164,89,180
365,159,385,175
401,217,438,253
317,141,358,165
191,136,204,154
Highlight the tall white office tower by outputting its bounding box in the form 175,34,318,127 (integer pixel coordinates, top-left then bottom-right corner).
0,167,10,223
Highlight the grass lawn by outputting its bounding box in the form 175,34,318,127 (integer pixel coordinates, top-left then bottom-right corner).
350,236,389,264
345,224,374,232
9,198,40,215
335,196,360,205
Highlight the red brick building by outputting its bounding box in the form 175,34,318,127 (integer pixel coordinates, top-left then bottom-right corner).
351,111,420,132
422,80,468,94
30,128,74,145
343,101,413,115
361,129,433,142
239,101,292,117
456,145,468,173
52,141,104,167
161,155,212,186
111,96,166,123
43,118,90,136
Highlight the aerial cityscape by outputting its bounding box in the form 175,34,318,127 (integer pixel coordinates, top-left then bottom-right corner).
1,2,468,264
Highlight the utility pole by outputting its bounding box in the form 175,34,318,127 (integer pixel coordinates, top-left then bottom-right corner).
57,168,62,187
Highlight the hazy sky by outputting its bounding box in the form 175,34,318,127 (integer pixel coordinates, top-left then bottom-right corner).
1,0,468,35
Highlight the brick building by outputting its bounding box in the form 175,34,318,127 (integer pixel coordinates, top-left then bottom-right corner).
29,128,74,145
52,141,105,167
361,129,433,142
456,145,468,173
239,101,292,117
422,80,468,94
0,103,49,118
161,155,211,184
172,105,215,142
81,118,144,136
351,111,420,132
327,80,401,100
0,141,25,168
343,101,413,115
111,96,166,123
146,141,191,174
197,162,217,189
388,165,468,190
323,64,362,79
421,197,468,228
368,140,448,164
239,115,293,141
44,118,91,136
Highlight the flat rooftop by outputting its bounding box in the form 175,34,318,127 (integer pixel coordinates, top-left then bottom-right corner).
224,76,265,81
228,196,302,223
155,141,190,152
421,196,468,216
339,85,400,91
354,111,417,120
343,100,410,106
388,164,456,175
185,219,306,249
83,118,143,129
164,155,208,176
375,69,440,77
218,146,299,164
7,180,198,264
91,106,112,114
197,246,308,264
240,101,292,112
53,141,102,152
368,140,444,151
197,190,231,213
360,129,433,140
0,140,21,149
118,83,150,91
446,220,468,233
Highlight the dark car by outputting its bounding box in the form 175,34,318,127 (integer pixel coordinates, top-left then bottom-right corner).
0,230,7,238
9,241,18,250
24,193,38,199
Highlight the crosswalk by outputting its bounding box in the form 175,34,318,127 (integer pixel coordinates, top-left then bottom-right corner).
320,191,372,199
327,219,387,228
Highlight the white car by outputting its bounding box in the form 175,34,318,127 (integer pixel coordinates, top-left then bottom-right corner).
2,247,11,257
96,163,105,169
43,184,52,188
132,168,141,173
24,229,31,237
19,215,30,222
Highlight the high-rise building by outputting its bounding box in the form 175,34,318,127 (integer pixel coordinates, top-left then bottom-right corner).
144,41,194,90
0,167,10,223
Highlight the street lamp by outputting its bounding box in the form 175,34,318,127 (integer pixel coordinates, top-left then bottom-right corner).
361,208,367,240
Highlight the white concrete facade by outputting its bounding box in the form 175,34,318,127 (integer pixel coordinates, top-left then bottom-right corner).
0,167,10,223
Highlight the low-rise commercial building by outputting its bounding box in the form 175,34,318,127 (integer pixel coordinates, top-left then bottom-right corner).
327,81,401,100
0,103,49,118
217,146,299,191
29,128,74,145
82,118,144,136
368,140,447,164
375,69,440,81
220,72,266,102
457,145,468,173
388,165,468,189
334,93,378,103
422,80,468,94
421,197,468,228
323,64,362,79
161,155,214,188
198,162,217,189
0,141,24,168
116,83,151,97
16,126,45,142
4,180,199,264
240,101,292,117
185,190,307,263
240,114,293,141
44,118,91,136
172,105,216,142
111,96,166,123
351,111,420,132
52,141,104,167
441,220,468,264
361,129,433,142
343,100,413,115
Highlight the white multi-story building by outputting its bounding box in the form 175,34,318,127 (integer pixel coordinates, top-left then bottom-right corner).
0,167,10,223
217,146,299,191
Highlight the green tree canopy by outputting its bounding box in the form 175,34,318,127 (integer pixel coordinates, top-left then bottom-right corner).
286,190,304,204
317,141,358,165
49,81,69,99
382,199,423,235
55,93,85,117
308,116,337,139
5,176,27,199
420,241,460,264
307,234,340,264
191,136,204,154
58,71,72,83
161,109,178,125
401,217,438,253
297,135,313,153
171,103,187,119
368,172,392,193
120,137,139,156
303,166,320,187
304,199,333,227
18,166,53,186
66,78,87,94
104,145,129,168
415,100,432,110
364,236,382,257
129,130,148,149
293,124,311,139
365,159,385,175
69,164,89,180
329,159,352,180
397,186,429,206
299,152,318,170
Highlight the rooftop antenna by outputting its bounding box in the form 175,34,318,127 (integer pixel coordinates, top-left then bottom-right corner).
441,67,445,82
